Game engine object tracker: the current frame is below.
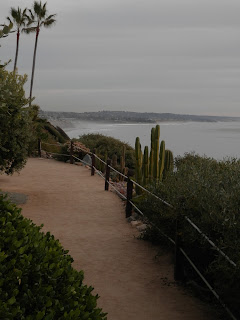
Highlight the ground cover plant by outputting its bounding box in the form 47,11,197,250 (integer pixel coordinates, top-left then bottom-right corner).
137,153,240,318
0,195,107,319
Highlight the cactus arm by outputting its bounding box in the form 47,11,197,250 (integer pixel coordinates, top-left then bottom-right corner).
143,146,149,186
135,137,142,194
153,125,160,180
159,140,165,181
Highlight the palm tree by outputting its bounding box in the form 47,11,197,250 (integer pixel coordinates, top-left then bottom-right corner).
7,7,28,72
26,1,56,104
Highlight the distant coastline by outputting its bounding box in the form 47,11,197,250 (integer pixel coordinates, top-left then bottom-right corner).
40,110,240,128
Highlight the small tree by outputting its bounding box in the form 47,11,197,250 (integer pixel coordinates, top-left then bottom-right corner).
0,67,33,174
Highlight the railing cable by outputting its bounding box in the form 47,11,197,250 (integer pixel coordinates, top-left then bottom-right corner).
184,216,237,268
130,179,173,208
72,155,92,167
41,142,64,147
41,151,71,157
92,166,127,200
180,248,237,320
108,165,128,179
94,154,107,165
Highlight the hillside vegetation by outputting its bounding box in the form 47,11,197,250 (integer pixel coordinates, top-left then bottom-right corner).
138,153,240,318
78,134,135,169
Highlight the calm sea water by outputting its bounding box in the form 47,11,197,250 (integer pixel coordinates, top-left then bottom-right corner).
64,120,240,160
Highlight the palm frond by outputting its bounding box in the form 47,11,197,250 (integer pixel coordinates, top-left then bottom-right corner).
22,26,37,34
41,18,56,28
10,7,18,20
33,1,43,16
28,9,35,21
46,14,56,21
26,18,36,27
9,7,28,28
25,11,35,26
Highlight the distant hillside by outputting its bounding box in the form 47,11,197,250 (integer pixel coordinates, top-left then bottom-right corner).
39,110,240,124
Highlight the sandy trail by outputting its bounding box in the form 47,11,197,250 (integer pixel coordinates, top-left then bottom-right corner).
1,158,217,320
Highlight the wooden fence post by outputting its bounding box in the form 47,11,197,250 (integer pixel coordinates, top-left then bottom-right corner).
38,138,41,157
91,149,96,176
105,159,111,190
126,177,133,218
174,211,184,281
70,140,74,164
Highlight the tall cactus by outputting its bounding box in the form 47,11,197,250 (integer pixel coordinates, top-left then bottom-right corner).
164,149,174,179
153,125,160,180
149,127,155,180
135,125,173,190
143,146,149,186
135,137,142,194
149,148,154,180
151,127,155,150
159,140,165,181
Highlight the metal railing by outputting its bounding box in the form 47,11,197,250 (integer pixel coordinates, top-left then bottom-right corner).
38,139,238,320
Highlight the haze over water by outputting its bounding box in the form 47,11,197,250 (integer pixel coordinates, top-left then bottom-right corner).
64,121,240,160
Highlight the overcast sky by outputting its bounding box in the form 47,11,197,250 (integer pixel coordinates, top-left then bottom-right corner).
1,0,240,115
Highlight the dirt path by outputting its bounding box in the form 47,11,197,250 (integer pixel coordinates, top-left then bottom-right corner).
1,158,218,320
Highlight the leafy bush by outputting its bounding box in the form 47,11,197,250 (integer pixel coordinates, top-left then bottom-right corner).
0,68,33,174
78,134,135,169
138,153,240,317
0,195,107,319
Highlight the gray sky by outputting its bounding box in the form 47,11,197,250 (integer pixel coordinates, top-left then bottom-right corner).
1,0,240,115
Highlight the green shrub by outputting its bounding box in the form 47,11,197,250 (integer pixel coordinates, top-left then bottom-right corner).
138,153,240,317
0,195,107,319
0,68,33,174
78,134,135,169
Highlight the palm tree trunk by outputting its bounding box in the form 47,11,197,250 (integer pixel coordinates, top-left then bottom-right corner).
29,26,39,105
13,29,20,72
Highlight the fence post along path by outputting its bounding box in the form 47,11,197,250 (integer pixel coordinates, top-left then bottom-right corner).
105,159,111,191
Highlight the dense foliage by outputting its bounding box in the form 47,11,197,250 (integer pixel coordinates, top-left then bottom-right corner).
0,195,107,319
0,68,33,174
138,153,240,317
78,134,135,169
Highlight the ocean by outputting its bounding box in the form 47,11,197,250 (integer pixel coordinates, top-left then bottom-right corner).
64,120,240,160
